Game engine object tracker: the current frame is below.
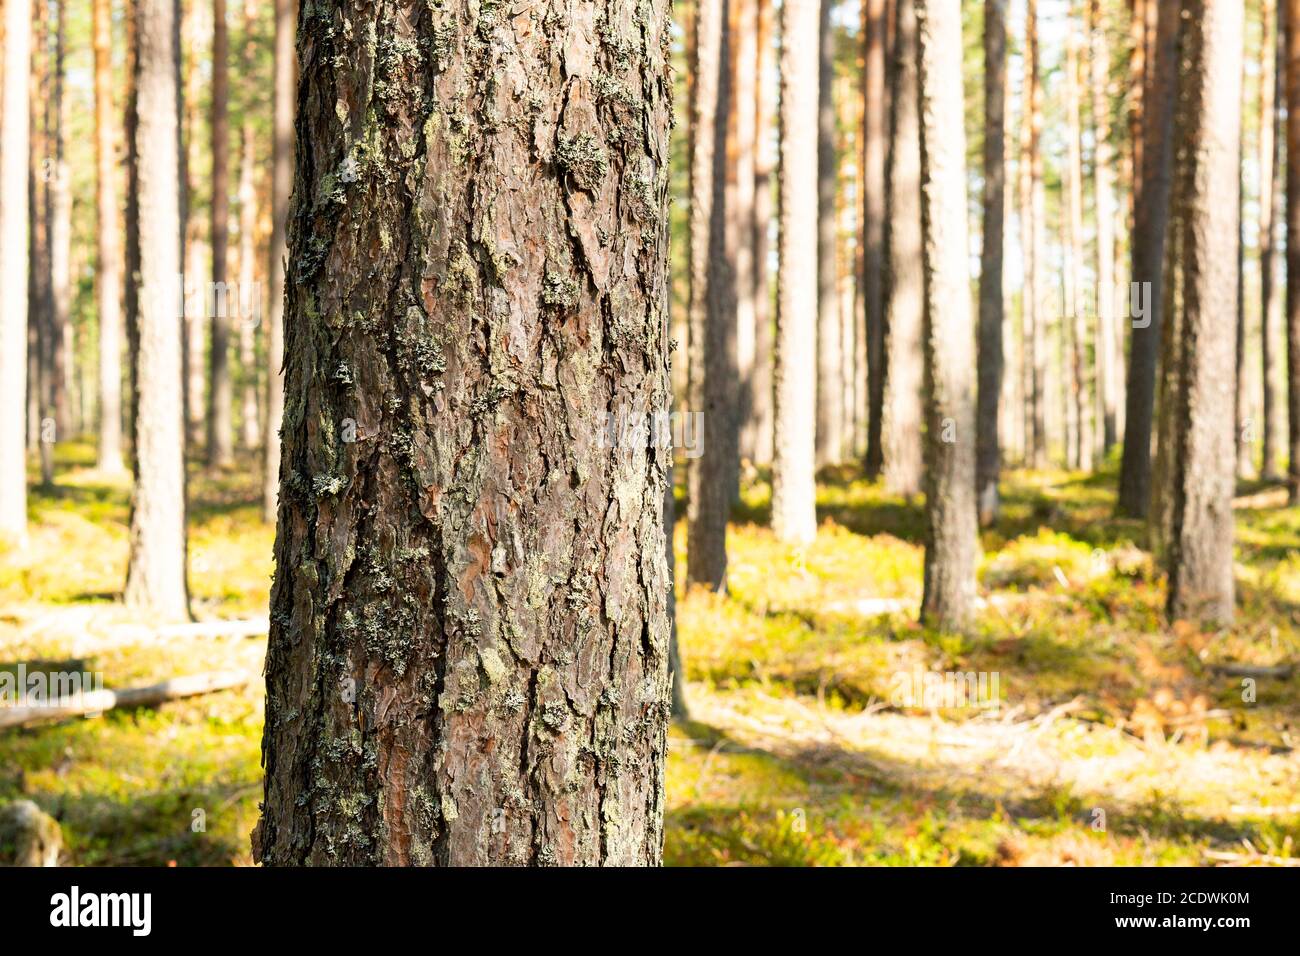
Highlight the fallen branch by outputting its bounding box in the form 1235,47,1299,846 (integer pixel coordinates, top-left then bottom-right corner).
1209,663,1293,680
0,670,256,729
1204,850,1300,867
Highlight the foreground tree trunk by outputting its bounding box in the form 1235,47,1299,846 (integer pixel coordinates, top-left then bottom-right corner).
1117,0,1179,517
0,0,32,537
255,0,673,865
123,0,190,619
1162,0,1240,625
687,0,736,589
262,0,292,523
772,0,819,543
917,0,976,630
976,0,1006,526
883,0,924,496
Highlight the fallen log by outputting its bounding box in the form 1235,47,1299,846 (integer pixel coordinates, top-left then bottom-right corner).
1208,663,1293,680
0,670,256,729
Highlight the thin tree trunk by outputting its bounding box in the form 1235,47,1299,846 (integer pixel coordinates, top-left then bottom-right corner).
772,0,820,543
255,0,673,865
236,0,260,452
863,0,890,478
0,0,32,536
207,0,233,468
1091,0,1119,459
687,0,737,589
262,0,290,523
182,0,207,452
1162,0,1240,625
1262,0,1285,480
916,0,977,630
883,0,924,496
977,0,1006,526
1117,0,1179,517
1019,0,1046,468
95,0,126,474
1287,0,1300,502
734,0,758,468
1064,10,1092,472
124,0,190,619
815,0,841,467
751,0,775,466
48,1,71,443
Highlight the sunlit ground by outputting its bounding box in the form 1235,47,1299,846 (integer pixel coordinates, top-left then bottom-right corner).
2,441,1298,865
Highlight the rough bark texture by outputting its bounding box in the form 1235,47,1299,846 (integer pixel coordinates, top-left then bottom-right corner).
750,0,774,466
882,0,923,497
123,0,190,619
255,0,673,866
815,0,841,467
916,0,976,631
1160,0,1239,624
1261,0,1284,480
1117,0,1179,518
0,0,32,536
1090,0,1118,459
687,0,736,589
976,0,1005,527
208,0,234,468
863,0,889,478
772,0,819,544
263,0,291,523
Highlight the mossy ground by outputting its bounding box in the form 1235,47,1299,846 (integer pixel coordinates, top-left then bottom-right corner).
2,441,1298,865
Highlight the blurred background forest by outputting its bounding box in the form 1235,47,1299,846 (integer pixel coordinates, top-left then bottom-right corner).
2,0,1300,867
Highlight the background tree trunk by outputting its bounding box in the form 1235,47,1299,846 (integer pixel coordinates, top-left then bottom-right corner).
95,0,126,474
863,0,890,478
751,0,775,466
917,0,977,630
48,1,72,443
687,0,737,589
1117,0,1179,517
1064,10,1092,472
1162,0,1240,624
977,0,1006,526
0,0,32,536
262,0,291,523
815,0,842,467
773,0,820,543
1261,0,1285,480
883,0,924,497
1287,0,1300,501
207,0,233,468
1090,0,1119,459
733,0,757,469
255,0,673,865
124,0,190,619
237,0,260,452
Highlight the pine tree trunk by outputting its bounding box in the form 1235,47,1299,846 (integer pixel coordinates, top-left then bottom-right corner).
917,0,977,630
263,0,291,523
207,0,234,468
977,0,1006,526
1090,0,1119,460
30,4,50,478
863,0,890,478
0,0,32,536
733,0,758,467
1117,0,1179,517
95,0,126,474
751,0,775,466
182,0,207,452
1262,0,1285,480
1027,2,1047,467
255,0,673,865
237,0,260,452
48,2,72,443
815,0,841,467
1162,0,1240,624
772,0,820,543
883,0,924,496
1287,0,1300,502
124,0,190,619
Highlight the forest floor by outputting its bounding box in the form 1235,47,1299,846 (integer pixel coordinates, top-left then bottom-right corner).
2,441,1299,866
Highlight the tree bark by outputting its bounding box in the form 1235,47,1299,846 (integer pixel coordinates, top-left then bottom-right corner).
0,0,32,536
1287,0,1300,501
883,0,924,496
863,0,890,478
237,0,261,452
815,0,841,467
772,0,820,543
751,0,775,466
976,0,1006,526
1261,0,1285,480
687,0,737,589
1064,9,1092,472
124,0,190,619
733,0,758,468
1090,0,1119,459
1161,0,1240,625
263,0,292,523
48,1,72,443
255,0,673,865
1117,0,1179,517
916,0,977,631
207,0,234,468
